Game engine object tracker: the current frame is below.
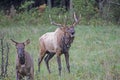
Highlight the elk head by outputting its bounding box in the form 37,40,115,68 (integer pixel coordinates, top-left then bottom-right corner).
49,12,80,38
11,39,30,65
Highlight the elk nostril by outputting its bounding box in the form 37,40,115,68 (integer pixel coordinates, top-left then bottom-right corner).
67,45,70,48
71,32,75,35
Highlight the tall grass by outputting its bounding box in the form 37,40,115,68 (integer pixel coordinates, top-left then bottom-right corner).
0,24,120,80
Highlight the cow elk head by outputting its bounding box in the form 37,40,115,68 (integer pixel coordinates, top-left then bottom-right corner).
11,39,30,65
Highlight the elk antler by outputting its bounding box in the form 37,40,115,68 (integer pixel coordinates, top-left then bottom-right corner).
64,15,67,26
49,15,62,27
72,12,81,27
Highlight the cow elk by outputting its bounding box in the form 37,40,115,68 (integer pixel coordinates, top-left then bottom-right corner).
11,39,34,80
38,12,80,76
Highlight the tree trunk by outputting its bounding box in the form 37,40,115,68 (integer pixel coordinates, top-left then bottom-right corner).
70,0,73,20
60,0,64,7
98,0,104,16
47,0,51,8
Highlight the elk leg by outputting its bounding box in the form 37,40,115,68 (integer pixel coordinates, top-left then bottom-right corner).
57,55,62,76
38,52,46,72
16,73,22,80
27,75,33,80
16,71,18,80
16,68,22,80
64,53,70,73
26,76,30,80
28,67,34,80
44,52,55,73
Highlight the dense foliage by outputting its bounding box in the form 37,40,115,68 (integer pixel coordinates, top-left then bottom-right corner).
0,0,120,26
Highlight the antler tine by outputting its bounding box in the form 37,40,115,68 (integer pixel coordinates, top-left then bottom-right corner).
72,12,80,26
59,14,61,19
49,14,53,24
73,12,78,22
49,14,62,27
64,15,67,26
79,14,81,19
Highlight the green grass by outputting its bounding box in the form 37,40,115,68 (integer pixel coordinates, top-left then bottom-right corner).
0,24,120,80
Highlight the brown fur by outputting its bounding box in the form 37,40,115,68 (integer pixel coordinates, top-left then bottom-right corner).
39,27,66,55
38,27,74,75
38,12,80,75
11,39,34,80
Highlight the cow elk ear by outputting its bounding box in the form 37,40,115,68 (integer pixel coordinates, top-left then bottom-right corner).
11,39,18,45
24,39,30,46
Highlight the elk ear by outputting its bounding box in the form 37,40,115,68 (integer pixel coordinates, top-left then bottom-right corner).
11,39,18,45
24,39,30,45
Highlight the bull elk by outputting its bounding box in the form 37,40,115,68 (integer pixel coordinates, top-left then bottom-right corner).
11,39,34,80
38,12,80,76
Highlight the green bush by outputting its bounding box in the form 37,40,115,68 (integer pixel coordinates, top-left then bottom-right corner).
0,0,119,27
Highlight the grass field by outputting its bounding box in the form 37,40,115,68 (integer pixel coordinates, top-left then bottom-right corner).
0,24,120,80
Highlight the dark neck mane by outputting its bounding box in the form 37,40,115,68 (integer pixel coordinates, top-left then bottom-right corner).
60,35,72,53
